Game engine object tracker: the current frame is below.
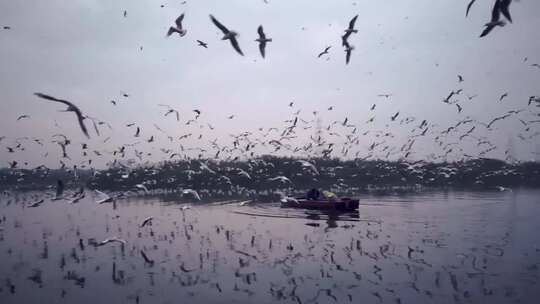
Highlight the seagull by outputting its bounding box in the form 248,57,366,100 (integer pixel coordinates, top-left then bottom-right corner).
167,13,187,37
159,104,180,121
255,25,271,58
140,250,154,264
28,199,44,208
480,0,510,37
17,115,30,121
458,75,464,82
95,190,113,204
391,112,400,121
34,93,90,138
267,176,292,184
297,160,319,175
318,46,331,58
499,92,508,101
181,189,201,201
209,14,243,56
135,184,150,194
140,217,154,227
196,40,208,48
97,237,126,246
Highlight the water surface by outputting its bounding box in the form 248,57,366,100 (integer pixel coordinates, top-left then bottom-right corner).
0,189,539,303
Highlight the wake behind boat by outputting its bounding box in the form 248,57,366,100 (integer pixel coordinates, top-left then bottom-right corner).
281,194,359,211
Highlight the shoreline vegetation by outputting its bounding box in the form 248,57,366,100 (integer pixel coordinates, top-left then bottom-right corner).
1,156,538,194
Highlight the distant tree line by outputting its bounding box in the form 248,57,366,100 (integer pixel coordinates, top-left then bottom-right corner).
1,157,539,193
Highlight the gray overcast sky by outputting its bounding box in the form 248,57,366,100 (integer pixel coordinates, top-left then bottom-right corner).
1,0,539,168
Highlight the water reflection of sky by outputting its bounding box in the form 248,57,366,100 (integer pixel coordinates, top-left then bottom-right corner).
0,189,539,303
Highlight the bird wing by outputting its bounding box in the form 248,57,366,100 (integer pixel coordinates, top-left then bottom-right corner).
35,92,71,106
491,0,501,22
175,13,185,29
466,0,476,17
90,118,100,136
259,41,266,58
35,93,89,138
257,25,266,39
75,110,90,138
341,32,351,47
175,111,180,121
166,27,177,37
209,15,229,34
229,36,244,56
479,24,496,37
499,0,512,23
348,15,359,30
345,49,351,64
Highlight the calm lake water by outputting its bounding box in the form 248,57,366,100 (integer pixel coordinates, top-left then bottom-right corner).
0,189,539,304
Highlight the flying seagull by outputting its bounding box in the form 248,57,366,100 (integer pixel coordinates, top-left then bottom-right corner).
159,104,180,121
255,25,272,58
34,93,90,138
209,14,244,56
140,217,154,227
480,0,511,37
167,13,187,37
197,40,208,48
318,46,331,58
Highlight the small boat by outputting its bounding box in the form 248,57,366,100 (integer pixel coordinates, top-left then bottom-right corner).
281,197,359,211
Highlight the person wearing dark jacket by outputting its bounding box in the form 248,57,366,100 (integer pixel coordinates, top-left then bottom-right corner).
306,188,321,200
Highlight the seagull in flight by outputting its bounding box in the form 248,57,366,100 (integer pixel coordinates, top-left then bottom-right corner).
167,13,187,37
255,25,272,58
480,0,512,37
140,217,154,227
97,237,126,246
34,93,90,138
159,104,180,121
209,14,243,56
197,40,208,48
318,46,331,58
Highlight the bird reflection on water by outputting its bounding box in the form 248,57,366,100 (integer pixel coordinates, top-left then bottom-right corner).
1,189,539,304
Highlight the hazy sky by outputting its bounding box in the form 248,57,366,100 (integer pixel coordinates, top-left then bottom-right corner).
1,0,539,168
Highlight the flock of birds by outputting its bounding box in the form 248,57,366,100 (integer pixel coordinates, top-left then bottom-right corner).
1,2,540,303
0,1,537,175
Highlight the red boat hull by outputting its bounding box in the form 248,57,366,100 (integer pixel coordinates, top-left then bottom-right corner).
281,197,359,211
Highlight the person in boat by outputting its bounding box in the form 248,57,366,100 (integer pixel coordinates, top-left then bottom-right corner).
306,188,321,200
